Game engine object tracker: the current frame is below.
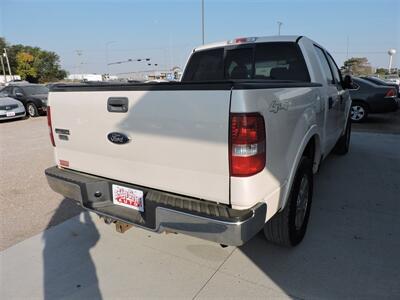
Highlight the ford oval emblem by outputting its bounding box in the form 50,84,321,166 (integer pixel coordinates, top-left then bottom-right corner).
107,132,130,144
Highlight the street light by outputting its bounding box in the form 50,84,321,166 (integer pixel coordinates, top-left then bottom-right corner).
105,41,116,74
277,21,283,35
201,0,205,44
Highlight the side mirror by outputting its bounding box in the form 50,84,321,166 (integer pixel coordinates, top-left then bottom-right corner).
15,92,24,99
342,75,353,89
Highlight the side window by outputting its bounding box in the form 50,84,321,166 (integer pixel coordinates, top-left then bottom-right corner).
326,53,342,86
314,46,334,84
14,87,23,95
181,48,224,81
254,42,310,82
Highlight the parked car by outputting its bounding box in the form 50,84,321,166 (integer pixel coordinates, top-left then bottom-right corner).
385,75,400,85
0,92,26,121
0,84,49,117
45,35,352,248
361,76,400,95
349,77,398,122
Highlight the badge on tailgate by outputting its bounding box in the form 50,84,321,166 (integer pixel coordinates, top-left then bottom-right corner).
107,132,130,144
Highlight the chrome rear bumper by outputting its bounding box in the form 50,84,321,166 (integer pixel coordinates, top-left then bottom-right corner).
45,166,266,246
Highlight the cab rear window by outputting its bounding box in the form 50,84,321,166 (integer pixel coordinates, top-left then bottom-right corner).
182,42,310,82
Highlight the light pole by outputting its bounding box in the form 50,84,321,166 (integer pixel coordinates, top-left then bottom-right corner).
0,55,6,83
75,50,83,79
3,48,13,80
277,21,283,36
201,0,205,44
105,41,116,75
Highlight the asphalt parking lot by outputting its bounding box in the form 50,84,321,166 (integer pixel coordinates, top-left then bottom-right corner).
352,109,400,134
1,114,400,299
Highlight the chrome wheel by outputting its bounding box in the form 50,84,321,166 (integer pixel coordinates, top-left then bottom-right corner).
27,103,37,117
350,105,365,121
295,175,309,230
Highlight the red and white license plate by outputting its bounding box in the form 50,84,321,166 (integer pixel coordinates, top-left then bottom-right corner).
6,111,15,117
112,184,144,212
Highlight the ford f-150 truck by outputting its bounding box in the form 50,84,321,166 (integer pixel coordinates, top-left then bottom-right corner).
45,36,352,247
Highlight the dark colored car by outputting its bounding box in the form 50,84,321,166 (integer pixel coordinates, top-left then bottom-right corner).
349,77,398,122
0,84,49,117
361,76,400,95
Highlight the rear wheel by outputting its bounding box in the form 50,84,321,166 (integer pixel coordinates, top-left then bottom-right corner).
350,102,368,123
264,157,313,247
27,103,39,117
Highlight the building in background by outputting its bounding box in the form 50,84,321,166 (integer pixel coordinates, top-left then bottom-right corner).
0,75,22,85
117,67,183,82
67,74,103,82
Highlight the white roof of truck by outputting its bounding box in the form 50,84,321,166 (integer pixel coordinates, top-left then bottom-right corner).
194,35,308,52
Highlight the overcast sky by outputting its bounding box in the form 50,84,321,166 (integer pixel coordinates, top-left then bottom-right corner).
1,0,399,75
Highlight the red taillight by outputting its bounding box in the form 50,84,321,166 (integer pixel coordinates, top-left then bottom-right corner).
230,113,266,177
47,107,55,147
385,88,397,98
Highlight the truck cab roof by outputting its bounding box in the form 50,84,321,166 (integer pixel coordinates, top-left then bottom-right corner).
194,35,309,52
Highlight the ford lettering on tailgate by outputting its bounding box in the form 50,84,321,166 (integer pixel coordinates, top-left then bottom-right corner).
107,132,130,144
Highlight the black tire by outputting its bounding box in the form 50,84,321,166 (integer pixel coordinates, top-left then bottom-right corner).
264,157,313,247
350,101,368,123
26,102,39,117
334,117,351,155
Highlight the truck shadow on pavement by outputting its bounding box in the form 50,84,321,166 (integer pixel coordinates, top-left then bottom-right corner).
239,136,400,299
42,199,102,300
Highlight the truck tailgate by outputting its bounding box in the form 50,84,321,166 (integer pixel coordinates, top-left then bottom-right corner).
49,89,231,204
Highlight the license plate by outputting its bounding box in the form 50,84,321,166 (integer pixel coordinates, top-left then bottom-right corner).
6,111,15,117
112,184,144,212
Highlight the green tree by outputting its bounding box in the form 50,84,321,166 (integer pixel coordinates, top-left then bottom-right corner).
375,68,389,76
343,57,373,76
34,50,67,82
0,37,67,83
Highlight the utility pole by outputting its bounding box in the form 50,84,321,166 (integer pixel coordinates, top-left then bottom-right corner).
0,55,6,83
105,41,116,75
201,0,205,44
3,48,13,80
277,21,283,36
75,50,83,79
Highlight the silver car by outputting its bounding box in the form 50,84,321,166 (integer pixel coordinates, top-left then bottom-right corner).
0,93,26,121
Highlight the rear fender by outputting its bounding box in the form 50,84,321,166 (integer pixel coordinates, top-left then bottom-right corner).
279,126,321,211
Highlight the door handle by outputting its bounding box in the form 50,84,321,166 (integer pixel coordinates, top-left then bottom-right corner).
107,97,128,113
328,97,333,109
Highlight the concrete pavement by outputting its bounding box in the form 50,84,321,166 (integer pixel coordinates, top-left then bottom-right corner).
0,117,82,251
1,132,399,299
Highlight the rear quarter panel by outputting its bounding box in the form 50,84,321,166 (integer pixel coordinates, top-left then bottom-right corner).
230,87,323,220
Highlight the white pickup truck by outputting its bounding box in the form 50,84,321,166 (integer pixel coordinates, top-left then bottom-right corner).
45,36,352,247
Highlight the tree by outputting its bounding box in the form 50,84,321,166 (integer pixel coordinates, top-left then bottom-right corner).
376,68,389,76
16,52,37,81
34,50,67,82
343,57,373,76
0,37,67,83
